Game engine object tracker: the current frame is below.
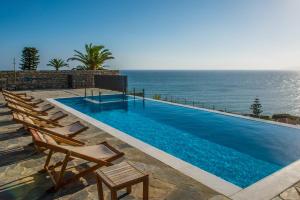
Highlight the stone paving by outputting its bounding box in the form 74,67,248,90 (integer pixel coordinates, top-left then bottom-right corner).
0,89,229,200
272,182,300,200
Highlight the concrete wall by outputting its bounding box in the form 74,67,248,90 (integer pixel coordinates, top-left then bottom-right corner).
0,70,119,90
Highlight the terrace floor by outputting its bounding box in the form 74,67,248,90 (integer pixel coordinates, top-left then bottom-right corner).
0,89,227,200
0,89,299,200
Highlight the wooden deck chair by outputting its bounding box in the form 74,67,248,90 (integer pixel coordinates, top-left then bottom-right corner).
12,112,88,137
12,112,85,145
6,101,48,116
4,96,54,112
3,94,43,108
7,103,67,122
2,89,33,101
29,128,124,191
43,121,88,137
3,92,44,106
2,89,29,97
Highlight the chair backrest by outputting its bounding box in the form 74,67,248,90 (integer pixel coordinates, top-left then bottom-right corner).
8,103,25,112
3,92,27,103
2,90,22,99
4,96,33,109
2,89,23,97
4,95,18,103
8,103,38,116
13,112,33,124
2,89,12,95
12,112,45,131
29,128,58,146
29,128,72,154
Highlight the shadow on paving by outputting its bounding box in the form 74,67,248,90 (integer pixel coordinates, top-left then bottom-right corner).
0,163,98,200
0,110,12,116
0,128,27,142
0,172,52,200
0,145,40,168
0,120,16,127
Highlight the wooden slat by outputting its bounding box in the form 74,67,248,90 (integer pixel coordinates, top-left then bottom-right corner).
96,162,146,188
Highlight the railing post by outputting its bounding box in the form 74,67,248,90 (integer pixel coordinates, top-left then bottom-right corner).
84,87,87,98
99,91,101,103
91,90,93,98
142,89,145,101
133,88,135,99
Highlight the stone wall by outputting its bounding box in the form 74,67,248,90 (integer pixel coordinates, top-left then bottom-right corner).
0,70,119,90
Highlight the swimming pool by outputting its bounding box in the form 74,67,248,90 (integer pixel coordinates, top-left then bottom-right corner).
54,94,300,190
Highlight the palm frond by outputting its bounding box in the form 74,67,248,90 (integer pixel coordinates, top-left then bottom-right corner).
67,43,114,70
47,58,68,70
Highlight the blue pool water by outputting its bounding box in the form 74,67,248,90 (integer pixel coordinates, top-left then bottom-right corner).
56,94,300,188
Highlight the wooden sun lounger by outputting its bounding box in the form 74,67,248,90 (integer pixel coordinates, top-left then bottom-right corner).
3,92,44,106
29,128,124,191
7,103,67,122
4,96,54,112
6,102,47,116
12,112,88,138
6,100,48,116
44,121,89,137
12,112,84,145
2,89,34,101
2,89,29,97
3,94,43,108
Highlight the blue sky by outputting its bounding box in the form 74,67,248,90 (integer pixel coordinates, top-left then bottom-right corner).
0,0,299,70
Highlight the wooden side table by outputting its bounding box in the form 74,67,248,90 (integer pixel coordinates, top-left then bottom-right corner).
96,161,149,200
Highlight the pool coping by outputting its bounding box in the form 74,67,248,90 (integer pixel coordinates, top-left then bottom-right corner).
48,95,300,199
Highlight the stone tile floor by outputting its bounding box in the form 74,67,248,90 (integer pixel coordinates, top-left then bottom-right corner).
0,88,299,200
0,89,227,200
273,183,300,200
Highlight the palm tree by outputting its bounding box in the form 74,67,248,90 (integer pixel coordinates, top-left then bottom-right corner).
47,58,69,71
67,43,114,70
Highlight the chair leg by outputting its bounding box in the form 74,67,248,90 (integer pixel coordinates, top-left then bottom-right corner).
44,150,53,168
55,153,71,189
58,163,103,188
39,150,53,173
126,186,132,194
111,190,118,200
96,176,104,200
143,176,149,200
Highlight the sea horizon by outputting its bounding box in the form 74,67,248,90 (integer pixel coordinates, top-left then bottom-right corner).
122,70,300,116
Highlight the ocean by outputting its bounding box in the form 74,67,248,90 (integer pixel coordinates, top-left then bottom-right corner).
121,70,300,116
